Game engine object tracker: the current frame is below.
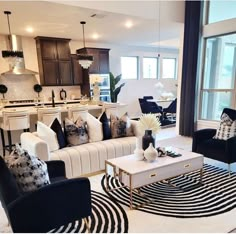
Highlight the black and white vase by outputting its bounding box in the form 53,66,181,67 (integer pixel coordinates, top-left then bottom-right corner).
142,130,155,151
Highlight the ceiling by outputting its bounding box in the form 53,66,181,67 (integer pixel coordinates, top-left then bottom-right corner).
0,1,185,49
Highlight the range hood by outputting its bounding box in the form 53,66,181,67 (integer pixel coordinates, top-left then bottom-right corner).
1,35,38,75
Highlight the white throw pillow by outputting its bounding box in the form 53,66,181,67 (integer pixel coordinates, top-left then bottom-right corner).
214,113,236,140
37,121,59,152
86,113,103,142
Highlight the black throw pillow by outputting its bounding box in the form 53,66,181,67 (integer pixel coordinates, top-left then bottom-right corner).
50,118,67,148
99,112,111,140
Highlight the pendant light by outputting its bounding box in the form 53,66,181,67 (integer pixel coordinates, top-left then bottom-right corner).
76,21,93,69
2,11,23,62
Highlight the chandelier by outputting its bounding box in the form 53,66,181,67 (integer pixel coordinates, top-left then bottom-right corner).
2,11,24,66
77,21,93,69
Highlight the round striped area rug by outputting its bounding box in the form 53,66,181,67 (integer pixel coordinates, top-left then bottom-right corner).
101,164,236,218
49,191,128,233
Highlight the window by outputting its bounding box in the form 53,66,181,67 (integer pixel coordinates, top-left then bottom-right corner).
143,57,158,79
121,56,138,79
200,33,236,120
162,58,177,79
208,1,236,24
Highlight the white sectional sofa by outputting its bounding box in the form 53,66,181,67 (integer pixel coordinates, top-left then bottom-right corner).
20,121,138,178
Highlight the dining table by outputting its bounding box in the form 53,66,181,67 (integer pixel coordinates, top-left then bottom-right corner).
146,98,174,108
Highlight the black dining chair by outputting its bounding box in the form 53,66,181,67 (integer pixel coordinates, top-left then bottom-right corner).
143,96,154,100
163,98,177,120
139,98,148,114
139,98,163,114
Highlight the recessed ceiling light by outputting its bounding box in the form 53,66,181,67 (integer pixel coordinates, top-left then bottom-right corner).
92,33,99,39
125,20,133,28
26,27,34,33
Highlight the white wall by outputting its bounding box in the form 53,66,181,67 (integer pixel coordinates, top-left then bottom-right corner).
0,35,179,117
71,41,179,117
108,45,178,117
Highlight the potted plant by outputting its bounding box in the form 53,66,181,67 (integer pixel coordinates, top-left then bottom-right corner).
109,72,125,103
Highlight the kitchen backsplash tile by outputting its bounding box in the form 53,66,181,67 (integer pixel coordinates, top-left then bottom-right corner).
0,74,81,101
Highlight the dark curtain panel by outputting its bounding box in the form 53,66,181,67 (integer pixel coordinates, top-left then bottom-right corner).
179,0,202,137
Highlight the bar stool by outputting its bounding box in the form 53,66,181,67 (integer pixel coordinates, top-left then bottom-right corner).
67,105,88,122
0,110,30,156
102,102,120,118
37,107,62,126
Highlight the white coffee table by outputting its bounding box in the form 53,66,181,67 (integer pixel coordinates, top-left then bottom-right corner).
105,147,204,209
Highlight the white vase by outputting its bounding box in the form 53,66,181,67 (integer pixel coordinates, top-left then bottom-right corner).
93,83,100,102
134,137,144,160
144,143,158,162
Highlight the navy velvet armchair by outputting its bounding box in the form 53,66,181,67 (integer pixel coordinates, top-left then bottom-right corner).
0,157,91,233
192,108,236,174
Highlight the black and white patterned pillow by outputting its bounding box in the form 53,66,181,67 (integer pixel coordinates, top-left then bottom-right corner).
64,117,89,146
214,113,236,140
5,144,50,192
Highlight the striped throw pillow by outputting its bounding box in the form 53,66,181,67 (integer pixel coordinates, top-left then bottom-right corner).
214,113,236,140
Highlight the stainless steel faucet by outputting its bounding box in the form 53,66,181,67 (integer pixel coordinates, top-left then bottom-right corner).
52,89,55,107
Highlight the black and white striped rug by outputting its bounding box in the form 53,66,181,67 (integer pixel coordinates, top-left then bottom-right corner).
101,164,236,218
49,191,128,233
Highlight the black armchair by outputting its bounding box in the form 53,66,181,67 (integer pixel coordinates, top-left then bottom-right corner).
192,108,236,174
162,98,177,123
0,157,91,233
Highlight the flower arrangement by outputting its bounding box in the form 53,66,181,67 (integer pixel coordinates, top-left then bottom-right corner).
137,113,161,135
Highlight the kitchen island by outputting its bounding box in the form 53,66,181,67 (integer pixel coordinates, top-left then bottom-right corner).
0,103,102,118
0,103,103,153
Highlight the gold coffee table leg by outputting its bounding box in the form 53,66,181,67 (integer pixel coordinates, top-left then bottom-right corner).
105,161,109,191
129,174,133,209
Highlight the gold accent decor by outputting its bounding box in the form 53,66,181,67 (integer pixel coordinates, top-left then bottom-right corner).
149,173,157,178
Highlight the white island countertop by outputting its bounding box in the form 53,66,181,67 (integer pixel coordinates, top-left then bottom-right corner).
0,104,102,117
5,99,87,107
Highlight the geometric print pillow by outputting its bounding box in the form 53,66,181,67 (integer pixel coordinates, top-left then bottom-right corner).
5,144,50,193
213,113,236,140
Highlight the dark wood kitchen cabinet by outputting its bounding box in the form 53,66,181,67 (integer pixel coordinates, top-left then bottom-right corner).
35,37,73,86
76,47,110,74
71,54,83,85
